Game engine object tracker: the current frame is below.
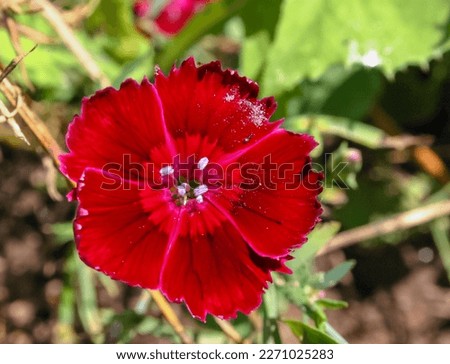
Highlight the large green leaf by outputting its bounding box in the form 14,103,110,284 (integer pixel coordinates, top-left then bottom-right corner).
262,0,450,96
239,0,282,78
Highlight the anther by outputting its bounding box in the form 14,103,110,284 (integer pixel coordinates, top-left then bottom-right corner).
159,166,174,176
194,184,208,197
197,157,209,170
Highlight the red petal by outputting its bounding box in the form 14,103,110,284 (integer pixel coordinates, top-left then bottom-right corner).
133,0,150,17
155,0,197,35
74,168,177,288
155,58,281,159
160,206,285,321
208,129,322,258
60,78,175,183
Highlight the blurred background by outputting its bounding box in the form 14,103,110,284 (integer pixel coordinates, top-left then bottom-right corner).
0,0,449,343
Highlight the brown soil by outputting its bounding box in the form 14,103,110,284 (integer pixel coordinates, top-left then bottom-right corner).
0,143,449,343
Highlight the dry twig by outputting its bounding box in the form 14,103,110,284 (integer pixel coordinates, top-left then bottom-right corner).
3,14,34,89
0,44,37,83
149,290,193,344
32,0,109,88
318,200,450,256
15,23,56,44
214,318,243,343
0,75,63,167
0,97,29,145
372,105,450,184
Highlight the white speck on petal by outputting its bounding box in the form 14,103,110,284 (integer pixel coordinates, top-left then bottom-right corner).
159,166,174,176
196,195,204,203
225,93,235,102
239,99,265,127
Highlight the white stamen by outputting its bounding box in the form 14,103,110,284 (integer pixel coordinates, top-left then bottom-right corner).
182,182,190,192
197,157,209,170
196,195,204,203
194,184,208,197
177,185,186,196
159,165,174,176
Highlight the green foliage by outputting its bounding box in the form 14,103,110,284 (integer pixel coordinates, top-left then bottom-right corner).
317,261,356,290
292,222,341,264
285,320,339,344
3,0,450,345
156,0,248,71
261,0,450,96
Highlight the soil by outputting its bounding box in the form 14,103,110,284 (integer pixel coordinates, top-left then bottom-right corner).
0,143,449,344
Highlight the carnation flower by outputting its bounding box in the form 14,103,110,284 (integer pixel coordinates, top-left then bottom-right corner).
60,58,322,321
133,0,212,36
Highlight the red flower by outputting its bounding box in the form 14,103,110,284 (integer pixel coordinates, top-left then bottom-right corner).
133,0,212,36
60,58,322,321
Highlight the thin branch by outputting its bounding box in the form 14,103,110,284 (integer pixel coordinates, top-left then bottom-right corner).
0,44,37,83
62,0,100,27
318,200,450,256
149,290,193,344
382,134,434,150
0,75,63,167
214,318,243,343
0,97,30,145
32,0,109,88
3,15,34,89
372,105,450,184
15,23,56,44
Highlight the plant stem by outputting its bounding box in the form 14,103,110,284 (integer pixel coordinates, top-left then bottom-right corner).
214,318,243,343
318,200,450,255
149,290,193,344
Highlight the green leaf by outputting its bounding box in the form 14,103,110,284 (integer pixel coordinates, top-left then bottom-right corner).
239,0,282,79
56,250,77,343
156,0,247,71
285,115,386,149
304,303,327,328
320,68,383,120
262,0,450,96
323,322,348,344
112,48,154,88
52,222,74,244
316,298,349,310
292,222,341,265
294,66,383,120
0,27,120,100
285,320,339,344
239,0,282,37
430,218,450,282
264,284,279,320
317,260,356,289
262,284,281,344
240,31,271,80
76,261,103,342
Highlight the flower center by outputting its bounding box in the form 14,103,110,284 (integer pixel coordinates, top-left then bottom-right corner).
159,156,209,206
